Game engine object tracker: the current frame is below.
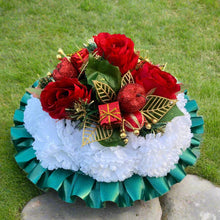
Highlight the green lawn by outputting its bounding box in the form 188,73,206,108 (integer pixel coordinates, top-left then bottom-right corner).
0,0,219,219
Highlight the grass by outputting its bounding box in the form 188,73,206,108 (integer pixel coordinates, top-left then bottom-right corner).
0,0,219,219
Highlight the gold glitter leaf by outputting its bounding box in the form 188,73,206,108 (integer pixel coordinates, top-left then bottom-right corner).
141,95,177,123
158,63,167,71
93,80,116,103
121,71,134,88
82,116,113,147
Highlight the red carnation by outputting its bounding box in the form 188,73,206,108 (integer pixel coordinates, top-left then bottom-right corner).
93,32,139,74
132,61,180,99
40,78,91,119
71,48,89,74
53,57,78,81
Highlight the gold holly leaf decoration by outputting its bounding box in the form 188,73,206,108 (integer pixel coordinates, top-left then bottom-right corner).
121,71,134,88
92,80,116,103
141,95,177,124
82,115,113,147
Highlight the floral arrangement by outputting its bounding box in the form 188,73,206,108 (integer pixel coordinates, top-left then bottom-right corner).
11,33,204,208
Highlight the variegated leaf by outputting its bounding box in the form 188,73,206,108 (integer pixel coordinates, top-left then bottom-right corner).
93,80,116,103
141,95,177,123
121,71,134,88
26,87,43,99
82,116,113,147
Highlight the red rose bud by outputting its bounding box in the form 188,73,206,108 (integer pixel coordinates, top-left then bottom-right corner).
117,83,146,113
52,57,78,81
132,61,180,99
71,48,89,74
93,32,139,75
40,78,91,120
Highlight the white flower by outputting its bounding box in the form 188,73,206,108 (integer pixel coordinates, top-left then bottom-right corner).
24,93,192,182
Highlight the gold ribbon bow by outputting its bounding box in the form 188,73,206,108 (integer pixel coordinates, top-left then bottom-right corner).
76,48,83,61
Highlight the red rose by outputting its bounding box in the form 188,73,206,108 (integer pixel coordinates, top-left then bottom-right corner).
53,57,78,81
71,48,89,74
132,61,180,99
40,78,91,119
93,32,139,74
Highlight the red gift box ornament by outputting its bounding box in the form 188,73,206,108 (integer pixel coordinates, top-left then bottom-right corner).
99,101,122,127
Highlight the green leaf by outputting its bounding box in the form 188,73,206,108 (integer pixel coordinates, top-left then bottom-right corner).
160,105,184,122
86,55,121,92
139,122,167,137
99,128,126,147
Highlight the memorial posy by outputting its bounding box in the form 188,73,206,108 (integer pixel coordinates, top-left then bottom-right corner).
11,32,204,208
